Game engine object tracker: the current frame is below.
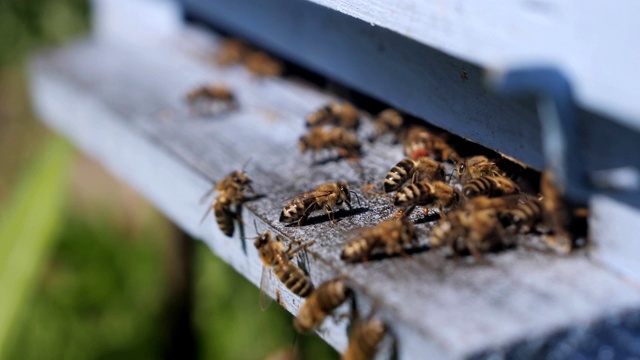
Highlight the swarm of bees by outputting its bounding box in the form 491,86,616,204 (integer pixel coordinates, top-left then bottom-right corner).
198,36,588,360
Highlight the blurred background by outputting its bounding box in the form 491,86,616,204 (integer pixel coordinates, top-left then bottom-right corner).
0,1,336,359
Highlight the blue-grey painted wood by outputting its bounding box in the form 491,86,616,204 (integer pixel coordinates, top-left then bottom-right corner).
182,0,545,169
307,0,640,134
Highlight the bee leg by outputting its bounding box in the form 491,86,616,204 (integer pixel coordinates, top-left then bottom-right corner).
296,214,309,227
467,240,488,263
324,204,336,223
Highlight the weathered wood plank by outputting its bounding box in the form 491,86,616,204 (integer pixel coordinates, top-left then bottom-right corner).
30,28,640,359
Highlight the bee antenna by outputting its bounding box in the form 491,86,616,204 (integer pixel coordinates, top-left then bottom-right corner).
350,190,362,207
446,169,456,182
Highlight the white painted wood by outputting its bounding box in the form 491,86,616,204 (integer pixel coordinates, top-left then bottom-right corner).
307,0,640,131
590,195,640,282
29,25,640,358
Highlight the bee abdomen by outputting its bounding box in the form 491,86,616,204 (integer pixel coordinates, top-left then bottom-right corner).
279,200,305,223
294,279,350,333
505,199,543,227
214,197,234,237
394,182,430,207
341,237,376,262
276,263,314,297
384,159,415,193
317,279,350,311
344,319,386,360
463,176,519,197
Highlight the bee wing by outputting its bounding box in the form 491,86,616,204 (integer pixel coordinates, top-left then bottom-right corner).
282,190,333,205
199,184,218,205
199,204,213,225
258,265,276,311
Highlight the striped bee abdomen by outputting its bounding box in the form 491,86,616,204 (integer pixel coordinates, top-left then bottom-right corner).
214,195,235,237
384,158,415,193
463,176,519,198
275,262,314,297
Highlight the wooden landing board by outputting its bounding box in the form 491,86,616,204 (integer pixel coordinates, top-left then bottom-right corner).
30,28,640,359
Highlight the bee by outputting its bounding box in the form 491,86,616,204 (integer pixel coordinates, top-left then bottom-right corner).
457,155,504,183
306,102,360,129
215,38,251,66
373,109,404,137
254,231,314,308
205,170,253,237
393,180,461,214
463,176,520,198
343,317,387,360
402,126,461,162
430,204,504,258
383,157,446,193
243,51,284,77
341,217,416,263
279,181,358,226
299,127,361,159
213,193,235,236
215,170,253,200
293,278,352,333
539,170,575,253
186,84,237,115
500,197,543,233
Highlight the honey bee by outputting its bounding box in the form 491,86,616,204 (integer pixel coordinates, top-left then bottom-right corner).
243,51,284,77
205,170,253,237
457,155,504,183
215,170,253,201
306,103,360,129
254,231,314,309
402,126,461,162
539,170,575,253
463,176,520,198
213,193,235,236
500,197,543,233
186,84,237,115
341,217,416,263
298,127,361,159
293,278,352,333
383,157,446,193
215,38,251,66
279,181,358,226
343,317,387,360
393,180,461,215
373,109,404,137
430,202,504,258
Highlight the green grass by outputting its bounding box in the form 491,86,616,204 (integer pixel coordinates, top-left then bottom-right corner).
194,241,338,360
0,138,72,358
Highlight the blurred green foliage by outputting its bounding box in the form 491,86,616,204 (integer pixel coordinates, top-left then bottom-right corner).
0,138,72,357
194,242,338,360
0,0,89,67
